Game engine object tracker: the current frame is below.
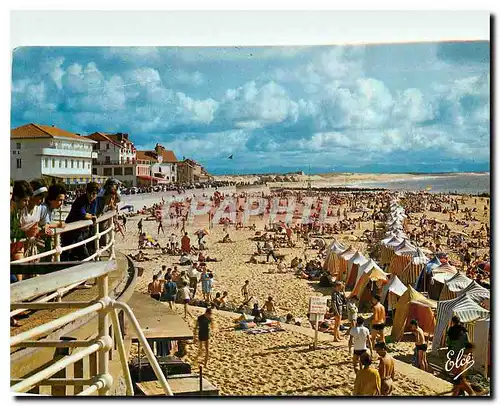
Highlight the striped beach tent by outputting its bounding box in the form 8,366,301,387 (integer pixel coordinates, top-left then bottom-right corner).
388,240,417,276
380,236,403,266
331,245,356,278
415,256,441,291
424,262,458,300
391,286,437,342
431,294,490,351
344,251,368,287
350,261,388,311
457,281,490,308
323,240,346,275
438,272,472,301
472,318,490,377
380,274,407,312
399,248,428,287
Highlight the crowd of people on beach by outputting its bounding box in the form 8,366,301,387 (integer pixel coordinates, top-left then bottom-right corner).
11,177,490,396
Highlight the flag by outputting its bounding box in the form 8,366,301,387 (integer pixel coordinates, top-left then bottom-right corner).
228,154,233,160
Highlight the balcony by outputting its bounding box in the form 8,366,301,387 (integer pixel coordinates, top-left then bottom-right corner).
40,148,96,159
93,159,152,166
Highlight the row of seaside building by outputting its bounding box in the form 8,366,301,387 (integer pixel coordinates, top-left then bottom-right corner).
10,123,213,188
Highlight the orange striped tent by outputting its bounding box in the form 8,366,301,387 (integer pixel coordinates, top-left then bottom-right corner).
345,251,368,289
332,246,356,279
380,236,403,266
350,260,388,311
399,248,429,287
323,240,346,276
388,240,417,276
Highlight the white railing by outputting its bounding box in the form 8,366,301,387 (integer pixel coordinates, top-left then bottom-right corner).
10,261,173,396
11,210,117,265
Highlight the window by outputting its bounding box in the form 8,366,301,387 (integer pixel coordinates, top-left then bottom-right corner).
77,160,80,169
103,168,112,176
106,143,110,150
105,156,111,164
45,158,48,167
52,159,55,168
12,151,16,155
58,160,62,168
88,163,91,169
16,159,21,168
114,167,123,176
16,143,21,150
158,167,162,173
92,168,97,175
65,159,68,168
71,160,74,168
124,167,133,176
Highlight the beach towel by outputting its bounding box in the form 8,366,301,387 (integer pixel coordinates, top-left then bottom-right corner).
244,327,285,335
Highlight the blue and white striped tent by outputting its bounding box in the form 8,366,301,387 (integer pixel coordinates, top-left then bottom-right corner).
438,272,472,301
458,280,490,308
431,294,490,352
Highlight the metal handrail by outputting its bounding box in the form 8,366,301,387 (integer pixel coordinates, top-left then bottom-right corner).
11,210,117,264
10,262,173,396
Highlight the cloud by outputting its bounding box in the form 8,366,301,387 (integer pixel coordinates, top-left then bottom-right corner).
10,43,490,174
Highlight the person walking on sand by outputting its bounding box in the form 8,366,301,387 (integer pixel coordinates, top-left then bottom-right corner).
331,281,346,342
163,275,178,310
157,215,165,235
410,319,430,372
349,316,373,373
194,307,214,368
181,232,191,254
265,239,278,263
353,353,381,396
147,274,163,301
241,280,250,302
137,218,143,235
375,342,395,396
179,281,193,318
370,295,386,344
345,295,359,337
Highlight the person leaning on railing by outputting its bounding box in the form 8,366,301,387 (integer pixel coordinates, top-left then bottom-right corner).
94,179,121,249
10,181,33,280
39,183,67,254
61,182,99,261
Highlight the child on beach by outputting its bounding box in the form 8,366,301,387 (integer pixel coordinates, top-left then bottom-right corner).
345,295,359,336
241,280,250,302
179,281,192,318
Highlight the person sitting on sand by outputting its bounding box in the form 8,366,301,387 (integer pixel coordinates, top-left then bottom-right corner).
353,353,381,396
262,296,277,319
221,233,233,243
247,254,258,264
133,250,145,262
375,342,395,396
277,258,286,273
220,291,229,307
290,256,299,269
251,303,264,322
212,292,223,309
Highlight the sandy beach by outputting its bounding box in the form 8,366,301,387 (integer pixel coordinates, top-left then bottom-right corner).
116,185,490,396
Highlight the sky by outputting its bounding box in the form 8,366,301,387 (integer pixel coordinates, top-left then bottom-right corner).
10,42,490,175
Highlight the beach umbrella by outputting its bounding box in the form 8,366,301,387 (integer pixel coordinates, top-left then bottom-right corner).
195,229,209,236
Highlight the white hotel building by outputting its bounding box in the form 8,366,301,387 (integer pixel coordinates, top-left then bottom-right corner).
10,123,106,185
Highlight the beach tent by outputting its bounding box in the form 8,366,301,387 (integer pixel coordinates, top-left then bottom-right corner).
323,240,346,275
472,318,490,377
350,260,388,311
380,274,408,312
388,240,417,276
331,246,356,278
380,236,403,266
399,248,429,287
457,281,490,309
438,272,472,301
391,286,437,342
415,256,441,291
344,251,368,287
431,294,490,352
426,262,458,300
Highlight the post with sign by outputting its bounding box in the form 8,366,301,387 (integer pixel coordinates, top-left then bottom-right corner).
309,297,328,350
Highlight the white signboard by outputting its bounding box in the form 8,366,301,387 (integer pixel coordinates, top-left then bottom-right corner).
309,297,328,315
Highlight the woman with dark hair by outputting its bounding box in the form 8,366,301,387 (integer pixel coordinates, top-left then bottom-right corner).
11,181,33,273
39,183,67,254
62,182,99,261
